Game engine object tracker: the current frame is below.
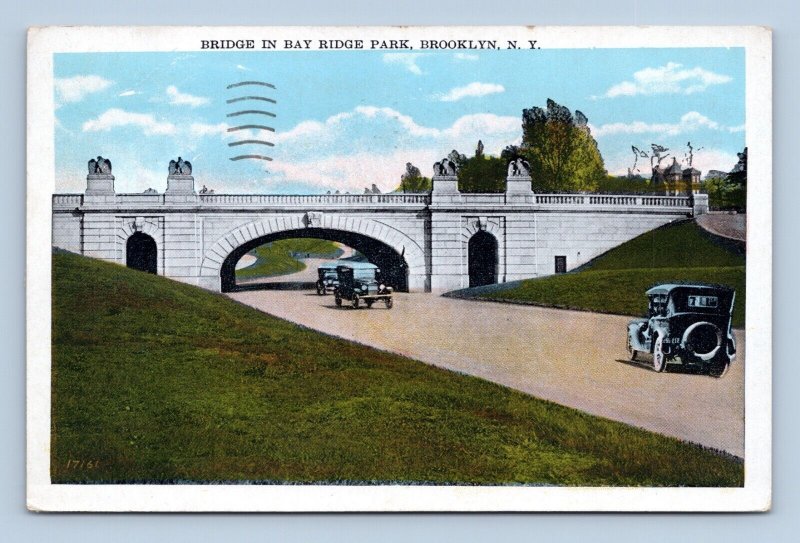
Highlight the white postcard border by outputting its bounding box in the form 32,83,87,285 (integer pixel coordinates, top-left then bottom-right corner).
27,25,772,512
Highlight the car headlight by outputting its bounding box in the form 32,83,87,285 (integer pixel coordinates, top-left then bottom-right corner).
379,284,385,291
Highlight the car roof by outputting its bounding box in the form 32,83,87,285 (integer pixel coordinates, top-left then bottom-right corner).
646,283,733,296
336,261,378,270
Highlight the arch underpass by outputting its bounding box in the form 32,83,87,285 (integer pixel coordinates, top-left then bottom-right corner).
219,228,410,293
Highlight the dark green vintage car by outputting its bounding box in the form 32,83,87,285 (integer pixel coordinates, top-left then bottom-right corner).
316,262,339,295
334,262,393,309
627,284,736,377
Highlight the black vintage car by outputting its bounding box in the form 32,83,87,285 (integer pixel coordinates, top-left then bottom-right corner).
626,284,736,377
333,262,393,309
316,262,339,295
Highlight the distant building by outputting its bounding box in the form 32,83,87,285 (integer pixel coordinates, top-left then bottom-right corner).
651,157,702,196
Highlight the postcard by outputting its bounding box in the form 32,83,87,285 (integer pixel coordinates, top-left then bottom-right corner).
27,25,771,511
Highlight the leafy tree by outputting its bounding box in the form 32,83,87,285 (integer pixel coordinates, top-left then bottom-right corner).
458,154,507,193
520,99,606,192
725,147,747,210
704,148,747,211
596,174,653,194
397,162,431,192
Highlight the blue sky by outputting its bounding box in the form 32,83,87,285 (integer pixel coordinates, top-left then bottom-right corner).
54,48,745,194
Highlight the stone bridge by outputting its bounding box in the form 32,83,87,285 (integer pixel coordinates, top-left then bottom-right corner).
52,158,707,292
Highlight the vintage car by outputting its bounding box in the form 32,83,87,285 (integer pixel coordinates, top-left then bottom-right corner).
334,262,393,309
316,262,340,295
626,283,736,377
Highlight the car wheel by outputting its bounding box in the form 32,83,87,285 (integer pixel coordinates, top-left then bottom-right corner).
352,295,359,309
385,297,393,309
627,334,638,361
317,285,325,295
366,300,373,308
335,295,342,307
708,358,730,378
652,335,667,373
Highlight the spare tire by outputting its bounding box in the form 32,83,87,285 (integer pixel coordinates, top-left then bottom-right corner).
682,322,723,361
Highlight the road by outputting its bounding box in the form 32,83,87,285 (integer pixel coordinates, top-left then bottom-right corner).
696,213,746,242
229,287,745,457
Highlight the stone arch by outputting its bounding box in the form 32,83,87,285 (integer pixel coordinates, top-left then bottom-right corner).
459,216,505,288
199,215,427,291
116,217,164,275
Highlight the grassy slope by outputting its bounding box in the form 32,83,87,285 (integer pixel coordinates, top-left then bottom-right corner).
52,253,742,486
235,238,342,279
479,220,746,327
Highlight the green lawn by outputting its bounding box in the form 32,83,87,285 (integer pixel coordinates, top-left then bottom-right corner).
476,220,746,327
51,252,743,486
235,238,342,279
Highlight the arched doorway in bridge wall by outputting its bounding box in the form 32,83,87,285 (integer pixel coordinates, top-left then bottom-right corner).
219,228,410,293
126,232,157,274
468,231,498,287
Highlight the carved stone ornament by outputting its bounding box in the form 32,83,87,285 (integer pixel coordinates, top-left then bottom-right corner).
433,158,458,177
133,216,145,232
507,158,531,177
305,211,323,228
168,157,193,176
88,156,112,175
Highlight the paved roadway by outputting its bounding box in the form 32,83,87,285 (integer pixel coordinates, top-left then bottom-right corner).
228,286,745,457
696,213,746,242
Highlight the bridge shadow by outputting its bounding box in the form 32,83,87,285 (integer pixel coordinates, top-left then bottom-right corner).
229,281,316,292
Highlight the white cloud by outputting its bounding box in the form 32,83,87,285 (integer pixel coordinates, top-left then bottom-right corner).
54,75,112,103
236,64,251,71
82,108,176,135
189,122,231,138
438,82,505,102
383,53,425,75
166,85,210,107
267,106,521,192
269,149,441,193
118,90,138,97
598,62,732,98
591,111,731,137
454,52,479,61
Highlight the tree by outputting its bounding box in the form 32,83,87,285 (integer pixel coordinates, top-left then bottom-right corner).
397,162,431,192
724,147,747,210
457,154,506,193
519,99,606,192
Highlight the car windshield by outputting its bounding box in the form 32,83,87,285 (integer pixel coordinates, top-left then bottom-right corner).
353,269,377,282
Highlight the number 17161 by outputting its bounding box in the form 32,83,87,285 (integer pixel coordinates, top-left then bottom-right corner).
65,459,100,469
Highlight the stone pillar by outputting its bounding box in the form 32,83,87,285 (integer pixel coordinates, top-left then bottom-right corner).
165,157,198,203
431,174,459,195
505,159,533,203
506,175,533,204
84,156,116,204
692,193,709,216
430,158,460,204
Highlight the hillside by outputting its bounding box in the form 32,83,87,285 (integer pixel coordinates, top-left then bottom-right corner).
235,238,343,279
51,252,742,485
455,219,745,327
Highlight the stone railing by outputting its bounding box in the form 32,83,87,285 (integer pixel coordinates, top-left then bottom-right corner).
53,191,693,211
535,194,691,207
197,193,431,206
52,194,84,206
116,193,167,205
